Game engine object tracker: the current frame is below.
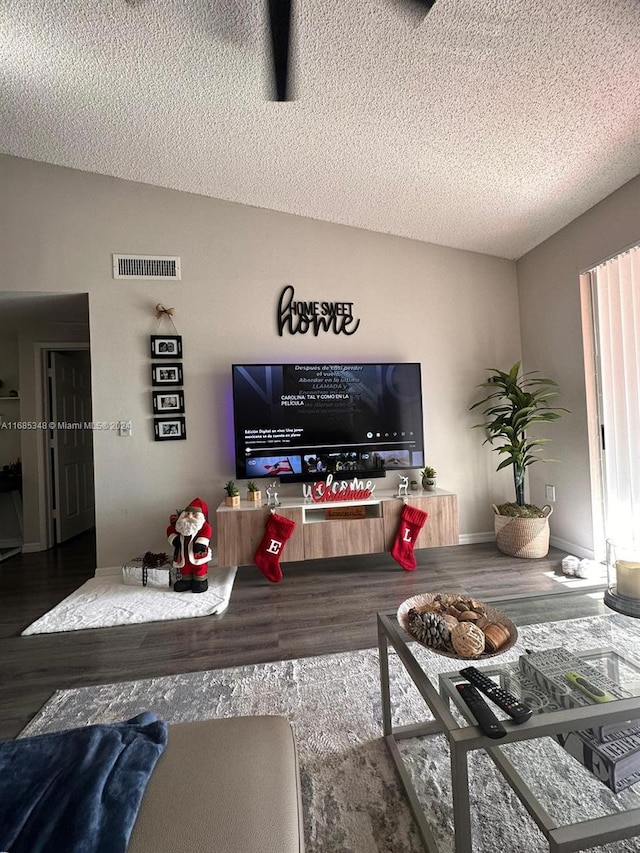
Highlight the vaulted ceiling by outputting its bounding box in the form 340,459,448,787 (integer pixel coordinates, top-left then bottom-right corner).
1,0,639,259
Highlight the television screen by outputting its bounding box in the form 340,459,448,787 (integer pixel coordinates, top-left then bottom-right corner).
231,363,425,481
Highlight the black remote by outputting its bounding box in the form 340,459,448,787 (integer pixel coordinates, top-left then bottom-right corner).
456,683,507,738
459,666,533,724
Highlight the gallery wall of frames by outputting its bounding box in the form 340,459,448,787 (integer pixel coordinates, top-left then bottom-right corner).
150,334,186,441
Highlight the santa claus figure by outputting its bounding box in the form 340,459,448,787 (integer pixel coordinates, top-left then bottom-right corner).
167,498,212,593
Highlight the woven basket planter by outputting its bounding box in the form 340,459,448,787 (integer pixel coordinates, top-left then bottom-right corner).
492,504,553,559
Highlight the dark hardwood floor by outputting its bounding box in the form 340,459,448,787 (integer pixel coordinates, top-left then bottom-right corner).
0,534,606,739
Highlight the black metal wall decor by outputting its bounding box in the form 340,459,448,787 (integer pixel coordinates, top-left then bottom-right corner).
151,304,186,440
276,284,361,336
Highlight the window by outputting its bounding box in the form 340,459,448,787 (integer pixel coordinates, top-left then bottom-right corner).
583,244,640,554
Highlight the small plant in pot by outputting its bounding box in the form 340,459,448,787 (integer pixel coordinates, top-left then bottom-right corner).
224,480,240,508
246,480,262,502
421,466,437,490
470,361,568,558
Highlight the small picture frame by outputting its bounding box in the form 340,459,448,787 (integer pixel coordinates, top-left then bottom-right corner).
151,362,183,386
150,335,182,359
152,390,185,415
154,416,187,441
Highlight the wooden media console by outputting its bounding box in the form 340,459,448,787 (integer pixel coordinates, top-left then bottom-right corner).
215,488,458,568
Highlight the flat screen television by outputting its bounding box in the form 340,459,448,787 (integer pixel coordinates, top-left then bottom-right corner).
231,362,425,482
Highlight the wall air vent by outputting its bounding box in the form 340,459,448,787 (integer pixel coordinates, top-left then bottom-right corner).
112,255,181,280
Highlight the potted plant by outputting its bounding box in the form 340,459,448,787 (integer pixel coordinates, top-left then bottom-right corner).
224,480,240,508
470,361,567,558
246,481,262,502
421,466,437,491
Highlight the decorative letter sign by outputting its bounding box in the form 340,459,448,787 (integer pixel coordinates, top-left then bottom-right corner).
277,285,361,337
302,474,376,503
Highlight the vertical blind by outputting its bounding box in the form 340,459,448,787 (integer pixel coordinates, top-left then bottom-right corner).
591,244,640,546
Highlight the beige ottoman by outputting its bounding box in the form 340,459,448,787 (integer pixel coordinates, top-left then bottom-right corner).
128,715,305,853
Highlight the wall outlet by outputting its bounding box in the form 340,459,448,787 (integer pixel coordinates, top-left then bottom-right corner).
545,484,556,502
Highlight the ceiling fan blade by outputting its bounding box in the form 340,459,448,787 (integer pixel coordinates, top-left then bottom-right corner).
267,0,292,101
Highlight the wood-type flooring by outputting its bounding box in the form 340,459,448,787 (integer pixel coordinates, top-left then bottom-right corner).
0,532,606,739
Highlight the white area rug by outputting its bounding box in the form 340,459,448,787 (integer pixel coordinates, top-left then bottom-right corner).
21,565,237,635
22,613,640,852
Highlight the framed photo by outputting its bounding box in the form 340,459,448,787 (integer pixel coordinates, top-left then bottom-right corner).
151,362,183,386
154,416,187,441
150,335,182,359
152,390,185,415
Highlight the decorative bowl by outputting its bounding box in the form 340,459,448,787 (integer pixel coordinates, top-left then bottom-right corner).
397,592,518,659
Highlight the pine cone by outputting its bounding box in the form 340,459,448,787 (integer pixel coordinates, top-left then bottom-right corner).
407,608,451,649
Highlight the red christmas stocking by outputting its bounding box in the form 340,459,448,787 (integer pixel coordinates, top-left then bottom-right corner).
253,512,296,583
391,504,429,571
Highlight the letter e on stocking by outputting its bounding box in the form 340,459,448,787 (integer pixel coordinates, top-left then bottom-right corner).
267,538,283,555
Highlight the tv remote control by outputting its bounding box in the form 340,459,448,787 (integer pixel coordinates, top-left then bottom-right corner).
456,683,507,739
565,670,614,703
459,666,533,724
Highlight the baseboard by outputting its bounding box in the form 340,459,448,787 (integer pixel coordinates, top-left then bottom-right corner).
458,532,495,545
549,536,595,560
21,542,43,553
458,533,595,560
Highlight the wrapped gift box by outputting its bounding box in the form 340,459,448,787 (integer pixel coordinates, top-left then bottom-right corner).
122,556,175,588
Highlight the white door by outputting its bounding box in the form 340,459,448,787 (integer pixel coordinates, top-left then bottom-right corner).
50,351,95,543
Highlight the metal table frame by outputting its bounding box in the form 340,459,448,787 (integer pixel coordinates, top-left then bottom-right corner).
377,610,640,853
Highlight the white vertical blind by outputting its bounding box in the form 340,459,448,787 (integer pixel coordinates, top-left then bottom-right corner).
591,244,640,545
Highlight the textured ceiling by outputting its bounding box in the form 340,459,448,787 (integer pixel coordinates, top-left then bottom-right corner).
1,0,639,259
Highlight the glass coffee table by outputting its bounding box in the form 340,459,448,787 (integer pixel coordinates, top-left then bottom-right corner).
377,589,640,853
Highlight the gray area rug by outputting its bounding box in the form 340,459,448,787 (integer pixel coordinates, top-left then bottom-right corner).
22,613,640,853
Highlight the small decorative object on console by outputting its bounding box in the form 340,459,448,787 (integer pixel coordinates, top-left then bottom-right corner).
421,466,437,490
246,481,262,502
266,481,280,507
224,480,240,508
398,592,517,659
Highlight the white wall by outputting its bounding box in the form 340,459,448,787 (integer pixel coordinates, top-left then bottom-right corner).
0,154,521,567
517,173,640,557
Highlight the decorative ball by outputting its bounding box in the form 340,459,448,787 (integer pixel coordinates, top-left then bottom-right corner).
441,614,459,632
451,621,485,658
483,621,510,653
458,610,480,621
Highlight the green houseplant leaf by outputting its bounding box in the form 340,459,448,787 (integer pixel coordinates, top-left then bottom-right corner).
470,361,568,508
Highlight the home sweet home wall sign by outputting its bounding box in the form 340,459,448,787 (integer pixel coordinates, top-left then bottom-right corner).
277,285,361,336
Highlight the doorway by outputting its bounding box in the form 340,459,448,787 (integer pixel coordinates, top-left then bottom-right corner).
44,348,96,545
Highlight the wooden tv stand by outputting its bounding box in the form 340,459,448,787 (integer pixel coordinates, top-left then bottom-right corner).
215,488,458,569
